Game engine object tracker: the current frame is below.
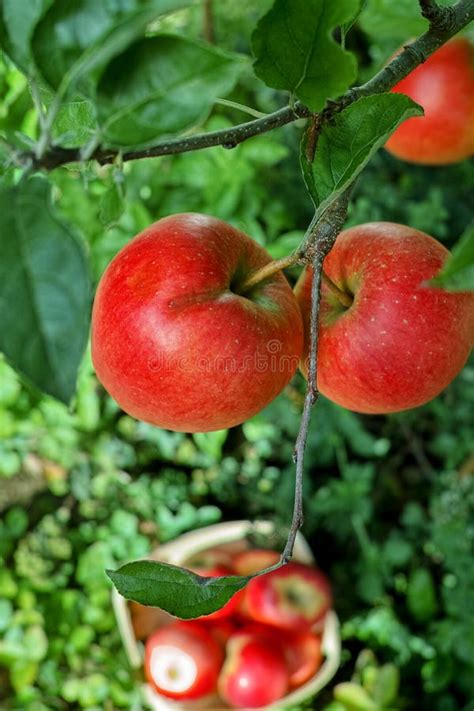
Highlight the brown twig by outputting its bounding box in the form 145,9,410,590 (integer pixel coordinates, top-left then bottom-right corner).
203,0,215,43
238,253,302,292
281,188,354,561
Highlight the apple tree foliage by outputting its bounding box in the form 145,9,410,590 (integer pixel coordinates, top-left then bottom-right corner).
0,0,473,617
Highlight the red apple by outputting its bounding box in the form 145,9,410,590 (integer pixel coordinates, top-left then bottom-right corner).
218,630,288,708
245,562,332,631
222,622,322,688
280,630,322,688
144,621,223,700
295,222,474,414
232,548,280,576
202,618,238,647
190,564,244,621
385,37,474,165
91,213,303,433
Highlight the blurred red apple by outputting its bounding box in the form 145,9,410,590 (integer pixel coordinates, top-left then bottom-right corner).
245,562,331,631
232,548,280,575
219,629,288,708
144,621,223,700
385,37,474,165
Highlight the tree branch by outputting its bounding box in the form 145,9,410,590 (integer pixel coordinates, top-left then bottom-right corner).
281,187,353,562
17,0,473,171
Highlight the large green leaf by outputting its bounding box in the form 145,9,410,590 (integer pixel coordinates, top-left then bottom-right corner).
252,0,358,111
107,560,248,617
0,0,54,70
0,178,91,403
430,227,474,291
96,35,243,147
31,0,190,94
301,93,422,216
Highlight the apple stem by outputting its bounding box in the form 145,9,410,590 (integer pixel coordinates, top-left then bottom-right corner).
237,253,302,293
321,273,353,308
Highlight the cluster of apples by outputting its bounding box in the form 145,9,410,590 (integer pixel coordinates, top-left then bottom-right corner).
143,549,331,708
91,38,474,434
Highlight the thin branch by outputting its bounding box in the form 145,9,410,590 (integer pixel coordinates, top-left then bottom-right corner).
30,103,310,170
203,0,215,44
418,0,456,28
238,253,302,292
280,187,353,562
17,0,474,171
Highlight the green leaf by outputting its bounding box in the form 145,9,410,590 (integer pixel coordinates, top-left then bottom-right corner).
407,568,438,622
0,0,54,70
32,0,190,94
360,0,428,41
430,227,474,291
334,682,378,710
252,0,358,111
99,175,125,227
107,560,248,618
301,93,422,216
0,177,91,403
53,99,98,147
96,35,243,147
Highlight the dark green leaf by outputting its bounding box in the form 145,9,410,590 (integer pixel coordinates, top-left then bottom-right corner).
96,35,243,147
0,177,91,403
407,568,438,622
0,0,54,70
107,560,248,617
252,0,358,111
430,227,474,291
301,93,422,215
32,0,190,93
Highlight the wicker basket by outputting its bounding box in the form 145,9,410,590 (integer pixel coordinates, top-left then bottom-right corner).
112,520,341,710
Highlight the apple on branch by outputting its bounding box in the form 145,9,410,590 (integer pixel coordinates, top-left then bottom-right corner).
385,37,474,165
91,213,303,433
295,222,474,414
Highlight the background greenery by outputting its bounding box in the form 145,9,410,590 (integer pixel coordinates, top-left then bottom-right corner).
1,1,473,709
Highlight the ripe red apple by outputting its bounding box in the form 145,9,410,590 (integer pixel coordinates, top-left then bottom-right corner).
385,37,474,165
280,629,322,688
232,548,280,576
190,564,244,621
245,562,332,631
223,622,323,689
144,621,223,700
295,222,474,414
91,213,303,433
218,630,288,708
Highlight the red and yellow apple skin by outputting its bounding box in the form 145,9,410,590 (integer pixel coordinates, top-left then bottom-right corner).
91,213,303,433
295,222,474,415
232,548,281,576
144,621,223,700
385,37,474,165
218,630,289,708
244,562,332,631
